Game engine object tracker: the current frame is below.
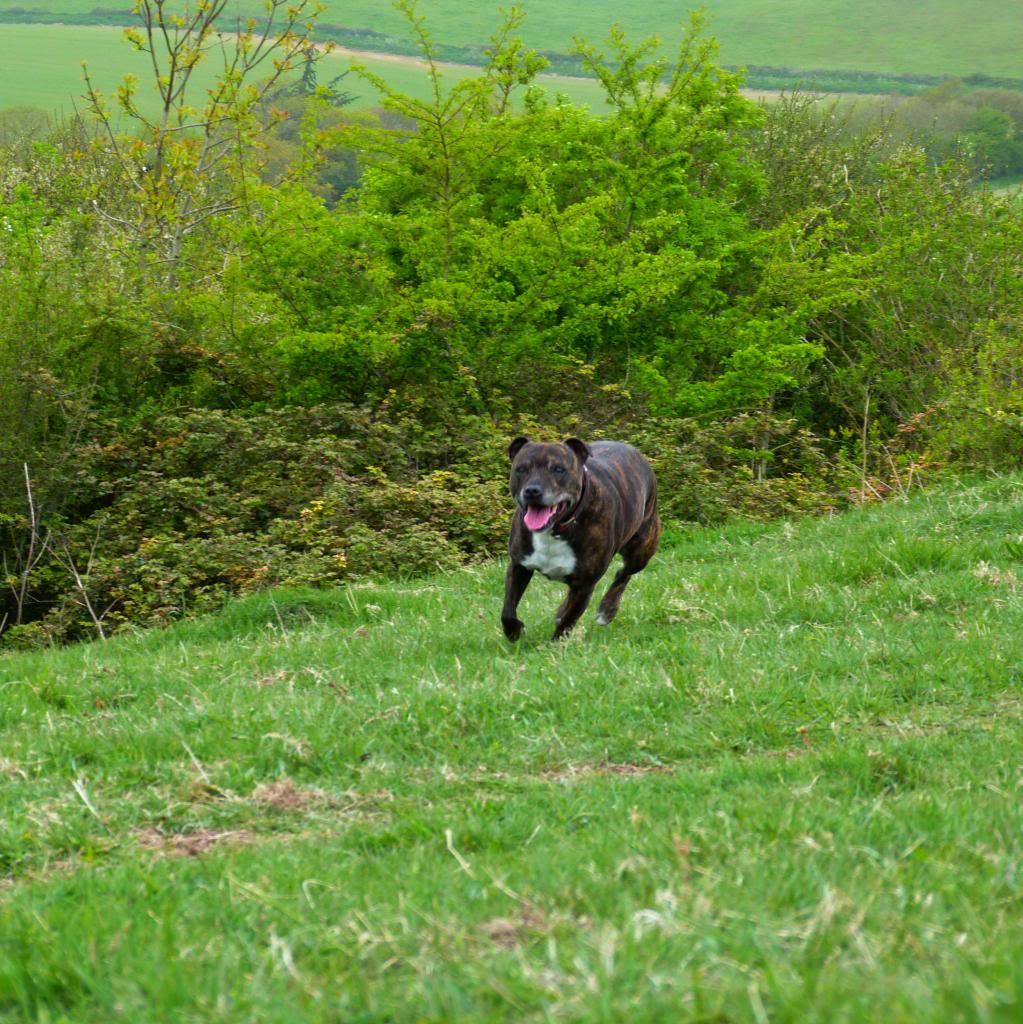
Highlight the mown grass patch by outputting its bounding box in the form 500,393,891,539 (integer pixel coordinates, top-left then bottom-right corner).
2,476,1023,1020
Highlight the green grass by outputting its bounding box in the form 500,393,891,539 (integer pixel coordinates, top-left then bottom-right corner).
0,24,608,116
3,475,1023,1020
0,25,218,118
7,0,1023,80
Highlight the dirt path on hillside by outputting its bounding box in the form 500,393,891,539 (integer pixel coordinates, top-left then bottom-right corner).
318,42,799,100
319,43,479,74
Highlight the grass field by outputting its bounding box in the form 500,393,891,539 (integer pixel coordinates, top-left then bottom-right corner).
0,24,608,117
7,0,1023,80
2,476,1023,1020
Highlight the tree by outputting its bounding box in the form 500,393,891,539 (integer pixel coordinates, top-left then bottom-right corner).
83,0,326,279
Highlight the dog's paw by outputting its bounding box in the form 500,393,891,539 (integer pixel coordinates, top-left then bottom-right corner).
502,617,525,642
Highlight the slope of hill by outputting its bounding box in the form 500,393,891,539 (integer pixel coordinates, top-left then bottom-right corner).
2,476,1022,1020
0,24,609,115
6,0,1023,81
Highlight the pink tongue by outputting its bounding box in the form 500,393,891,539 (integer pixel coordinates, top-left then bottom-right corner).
524,505,556,531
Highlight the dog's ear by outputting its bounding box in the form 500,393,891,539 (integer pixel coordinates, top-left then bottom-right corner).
507,436,529,461
564,438,590,465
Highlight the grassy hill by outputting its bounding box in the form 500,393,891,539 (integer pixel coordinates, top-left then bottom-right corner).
2,476,1022,1020
7,1,1023,115
0,24,609,117
6,0,1023,80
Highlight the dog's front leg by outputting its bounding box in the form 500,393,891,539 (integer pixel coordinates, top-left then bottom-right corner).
502,562,533,641
553,582,596,640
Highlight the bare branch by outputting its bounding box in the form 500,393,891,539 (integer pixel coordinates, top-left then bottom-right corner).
56,534,107,641
82,0,324,278
4,464,52,630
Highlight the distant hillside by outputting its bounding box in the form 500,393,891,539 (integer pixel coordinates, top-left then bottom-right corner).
0,24,612,116
5,0,1023,89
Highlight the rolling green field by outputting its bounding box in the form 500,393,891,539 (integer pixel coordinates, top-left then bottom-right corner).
0,25,222,119
0,24,608,117
6,0,1023,79
2,476,1023,1020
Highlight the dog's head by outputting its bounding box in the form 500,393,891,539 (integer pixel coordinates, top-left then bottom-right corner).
507,437,590,532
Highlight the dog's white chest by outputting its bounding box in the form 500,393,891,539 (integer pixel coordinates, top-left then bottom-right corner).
521,531,576,580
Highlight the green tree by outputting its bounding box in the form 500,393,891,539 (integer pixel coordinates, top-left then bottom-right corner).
244,6,824,419
968,106,1023,177
83,0,324,279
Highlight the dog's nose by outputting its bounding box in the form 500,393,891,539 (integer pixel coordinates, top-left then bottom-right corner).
523,484,542,502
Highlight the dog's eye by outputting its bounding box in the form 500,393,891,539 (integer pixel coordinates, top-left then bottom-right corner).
553,465,566,475
515,465,527,474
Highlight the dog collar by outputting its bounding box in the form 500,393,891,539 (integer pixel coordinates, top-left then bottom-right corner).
551,467,588,537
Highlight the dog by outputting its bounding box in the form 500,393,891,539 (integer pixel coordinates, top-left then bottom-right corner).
502,437,660,641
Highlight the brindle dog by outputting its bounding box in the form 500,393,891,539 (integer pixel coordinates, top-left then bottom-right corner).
502,437,661,641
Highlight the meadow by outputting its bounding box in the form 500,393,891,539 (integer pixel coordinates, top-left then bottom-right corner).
2,476,1022,1021
6,0,1023,79
0,24,609,115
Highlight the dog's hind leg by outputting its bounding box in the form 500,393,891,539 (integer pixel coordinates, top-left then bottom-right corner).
596,513,661,625
553,583,596,640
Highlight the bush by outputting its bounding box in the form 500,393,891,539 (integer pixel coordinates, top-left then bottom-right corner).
628,413,843,524
924,319,1023,469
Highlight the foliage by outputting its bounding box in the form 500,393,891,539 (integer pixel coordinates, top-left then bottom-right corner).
1,403,486,645
810,153,1023,433
748,95,1023,470
242,8,823,419
926,320,1023,468
630,413,841,525
0,140,150,513
870,81,1023,180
